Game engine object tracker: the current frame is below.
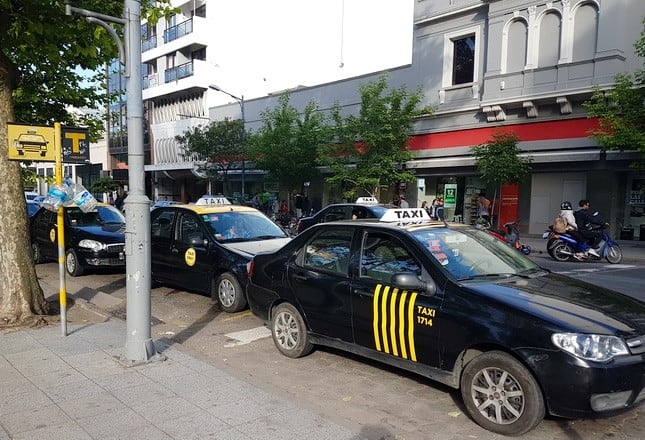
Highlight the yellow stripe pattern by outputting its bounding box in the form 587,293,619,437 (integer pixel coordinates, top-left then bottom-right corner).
372,284,418,362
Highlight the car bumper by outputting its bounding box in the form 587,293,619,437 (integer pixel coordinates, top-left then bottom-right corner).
519,347,645,419
78,250,126,268
246,281,280,322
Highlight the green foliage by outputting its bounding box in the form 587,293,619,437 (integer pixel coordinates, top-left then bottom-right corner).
471,131,531,186
248,94,328,193
583,19,645,166
89,176,119,194
175,119,245,191
317,74,433,199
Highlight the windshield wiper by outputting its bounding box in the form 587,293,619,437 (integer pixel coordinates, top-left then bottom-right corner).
254,235,286,240
458,273,517,281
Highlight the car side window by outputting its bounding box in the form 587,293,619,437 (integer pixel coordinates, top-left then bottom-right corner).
323,207,350,223
177,213,204,244
151,210,175,239
360,232,421,284
301,228,353,275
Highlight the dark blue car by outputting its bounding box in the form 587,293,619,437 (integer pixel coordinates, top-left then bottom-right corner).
30,204,126,276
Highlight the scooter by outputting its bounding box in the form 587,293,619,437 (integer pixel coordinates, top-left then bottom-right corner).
543,227,623,264
477,219,532,255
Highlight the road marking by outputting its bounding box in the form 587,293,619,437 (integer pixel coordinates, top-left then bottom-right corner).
224,326,271,347
553,264,636,275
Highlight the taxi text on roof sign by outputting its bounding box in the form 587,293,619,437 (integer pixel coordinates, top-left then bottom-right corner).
380,208,431,223
356,197,379,205
195,195,232,205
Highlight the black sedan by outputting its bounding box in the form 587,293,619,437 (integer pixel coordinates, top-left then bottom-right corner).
247,208,645,436
30,204,126,276
150,203,290,312
296,197,394,234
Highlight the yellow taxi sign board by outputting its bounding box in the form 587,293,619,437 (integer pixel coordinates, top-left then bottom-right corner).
7,123,56,162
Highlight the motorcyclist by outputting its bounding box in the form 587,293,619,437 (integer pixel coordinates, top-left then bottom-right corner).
573,199,608,257
559,201,586,260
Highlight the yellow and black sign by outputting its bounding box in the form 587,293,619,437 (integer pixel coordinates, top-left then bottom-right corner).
61,126,90,164
7,123,56,162
185,248,196,266
372,284,419,362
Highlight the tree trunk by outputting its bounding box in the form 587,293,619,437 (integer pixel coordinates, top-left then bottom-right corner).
0,54,50,326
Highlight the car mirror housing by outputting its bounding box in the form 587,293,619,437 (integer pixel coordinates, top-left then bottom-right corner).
390,273,435,296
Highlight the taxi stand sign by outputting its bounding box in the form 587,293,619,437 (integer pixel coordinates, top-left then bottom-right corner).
7,123,56,162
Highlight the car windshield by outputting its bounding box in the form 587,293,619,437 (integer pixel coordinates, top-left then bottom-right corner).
201,211,287,242
66,205,125,227
410,227,540,280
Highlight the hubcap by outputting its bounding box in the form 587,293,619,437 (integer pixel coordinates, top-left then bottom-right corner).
218,278,235,307
470,367,524,425
274,311,299,350
66,253,75,273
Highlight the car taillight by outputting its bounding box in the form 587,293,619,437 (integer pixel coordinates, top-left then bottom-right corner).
247,259,254,278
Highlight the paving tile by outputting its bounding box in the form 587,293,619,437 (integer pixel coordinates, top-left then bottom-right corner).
10,421,92,440
58,393,128,420
98,424,173,440
92,370,153,391
132,396,202,424
0,375,37,397
136,359,197,382
28,368,87,389
75,407,151,439
110,381,177,406
0,388,52,416
43,379,106,403
1,404,72,436
151,410,232,440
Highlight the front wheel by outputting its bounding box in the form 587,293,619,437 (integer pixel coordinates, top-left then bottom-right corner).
65,249,85,277
605,244,623,264
271,303,313,358
551,241,573,262
213,272,246,313
31,241,44,264
461,351,545,436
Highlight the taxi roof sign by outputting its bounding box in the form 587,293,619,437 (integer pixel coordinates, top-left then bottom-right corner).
195,195,232,205
356,197,379,205
380,208,431,223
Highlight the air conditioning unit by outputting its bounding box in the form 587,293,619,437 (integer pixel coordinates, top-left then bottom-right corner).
100,170,111,178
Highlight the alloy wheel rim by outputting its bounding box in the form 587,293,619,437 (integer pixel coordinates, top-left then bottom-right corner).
218,279,235,307
274,311,298,350
470,367,525,425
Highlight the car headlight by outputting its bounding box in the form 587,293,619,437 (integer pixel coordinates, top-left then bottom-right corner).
552,333,629,362
78,239,106,251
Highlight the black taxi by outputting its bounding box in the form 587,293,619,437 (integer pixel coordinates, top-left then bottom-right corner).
150,198,290,312
246,208,645,436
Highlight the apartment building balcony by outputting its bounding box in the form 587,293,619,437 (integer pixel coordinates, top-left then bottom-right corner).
142,59,212,101
141,15,208,63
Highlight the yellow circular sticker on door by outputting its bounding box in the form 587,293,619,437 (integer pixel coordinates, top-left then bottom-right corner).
49,228,56,242
185,248,196,266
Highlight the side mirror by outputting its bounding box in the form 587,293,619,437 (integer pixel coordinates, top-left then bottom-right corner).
390,273,436,296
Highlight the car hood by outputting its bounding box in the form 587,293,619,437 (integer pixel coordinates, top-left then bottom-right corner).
71,224,126,241
221,237,291,258
465,273,645,337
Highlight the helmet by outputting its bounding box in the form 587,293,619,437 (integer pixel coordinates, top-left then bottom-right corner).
560,201,572,210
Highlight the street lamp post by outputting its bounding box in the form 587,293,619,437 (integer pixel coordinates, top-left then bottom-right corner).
209,84,245,197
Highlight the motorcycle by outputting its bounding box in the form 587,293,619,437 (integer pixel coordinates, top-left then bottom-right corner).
477,219,532,255
543,226,623,264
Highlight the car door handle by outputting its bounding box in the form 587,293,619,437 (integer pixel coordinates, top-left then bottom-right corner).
292,273,307,281
171,248,179,254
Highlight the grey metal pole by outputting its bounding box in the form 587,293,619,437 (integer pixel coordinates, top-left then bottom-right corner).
122,0,157,363
240,96,245,197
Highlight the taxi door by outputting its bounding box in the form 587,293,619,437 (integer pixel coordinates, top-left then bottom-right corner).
287,228,354,342
351,230,443,369
165,211,213,292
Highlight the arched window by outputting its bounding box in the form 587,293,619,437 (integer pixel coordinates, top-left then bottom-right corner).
506,19,528,72
572,3,598,61
538,12,561,67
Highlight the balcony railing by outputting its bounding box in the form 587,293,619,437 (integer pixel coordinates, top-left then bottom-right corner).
163,18,193,44
142,35,157,52
143,74,159,90
164,61,194,83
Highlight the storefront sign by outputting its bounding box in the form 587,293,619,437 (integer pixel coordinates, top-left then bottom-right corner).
444,184,457,208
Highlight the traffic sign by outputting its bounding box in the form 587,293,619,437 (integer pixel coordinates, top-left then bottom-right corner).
7,123,56,162
61,126,90,164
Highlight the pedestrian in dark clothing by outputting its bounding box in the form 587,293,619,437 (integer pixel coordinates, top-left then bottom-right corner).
573,199,607,253
435,198,445,221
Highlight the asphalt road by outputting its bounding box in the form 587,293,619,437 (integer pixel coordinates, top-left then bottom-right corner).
35,259,645,440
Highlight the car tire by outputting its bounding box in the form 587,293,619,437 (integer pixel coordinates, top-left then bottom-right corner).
271,303,313,358
460,350,545,437
213,272,246,313
65,249,85,277
31,241,44,264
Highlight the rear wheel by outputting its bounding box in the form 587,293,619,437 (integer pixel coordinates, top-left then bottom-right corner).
65,249,84,277
551,241,573,262
271,303,313,358
461,351,545,436
31,241,44,264
213,272,246,313
605,244,623,264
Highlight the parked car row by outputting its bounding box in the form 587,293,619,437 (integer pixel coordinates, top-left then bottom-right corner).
29,198,645,436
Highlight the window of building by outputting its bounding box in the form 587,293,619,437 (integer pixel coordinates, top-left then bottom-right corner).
442,26,480,88
572,3,598,62
538,11,562,67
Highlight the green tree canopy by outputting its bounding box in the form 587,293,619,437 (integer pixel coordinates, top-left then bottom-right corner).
583,18,645,166
176,118,245,195
471,131,532,187
248,93,328,197
317,74,433,200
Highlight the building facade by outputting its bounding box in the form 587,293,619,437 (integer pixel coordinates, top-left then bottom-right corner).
140,0,644,238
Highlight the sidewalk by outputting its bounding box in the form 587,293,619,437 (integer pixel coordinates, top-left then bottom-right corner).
0,317,362,440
